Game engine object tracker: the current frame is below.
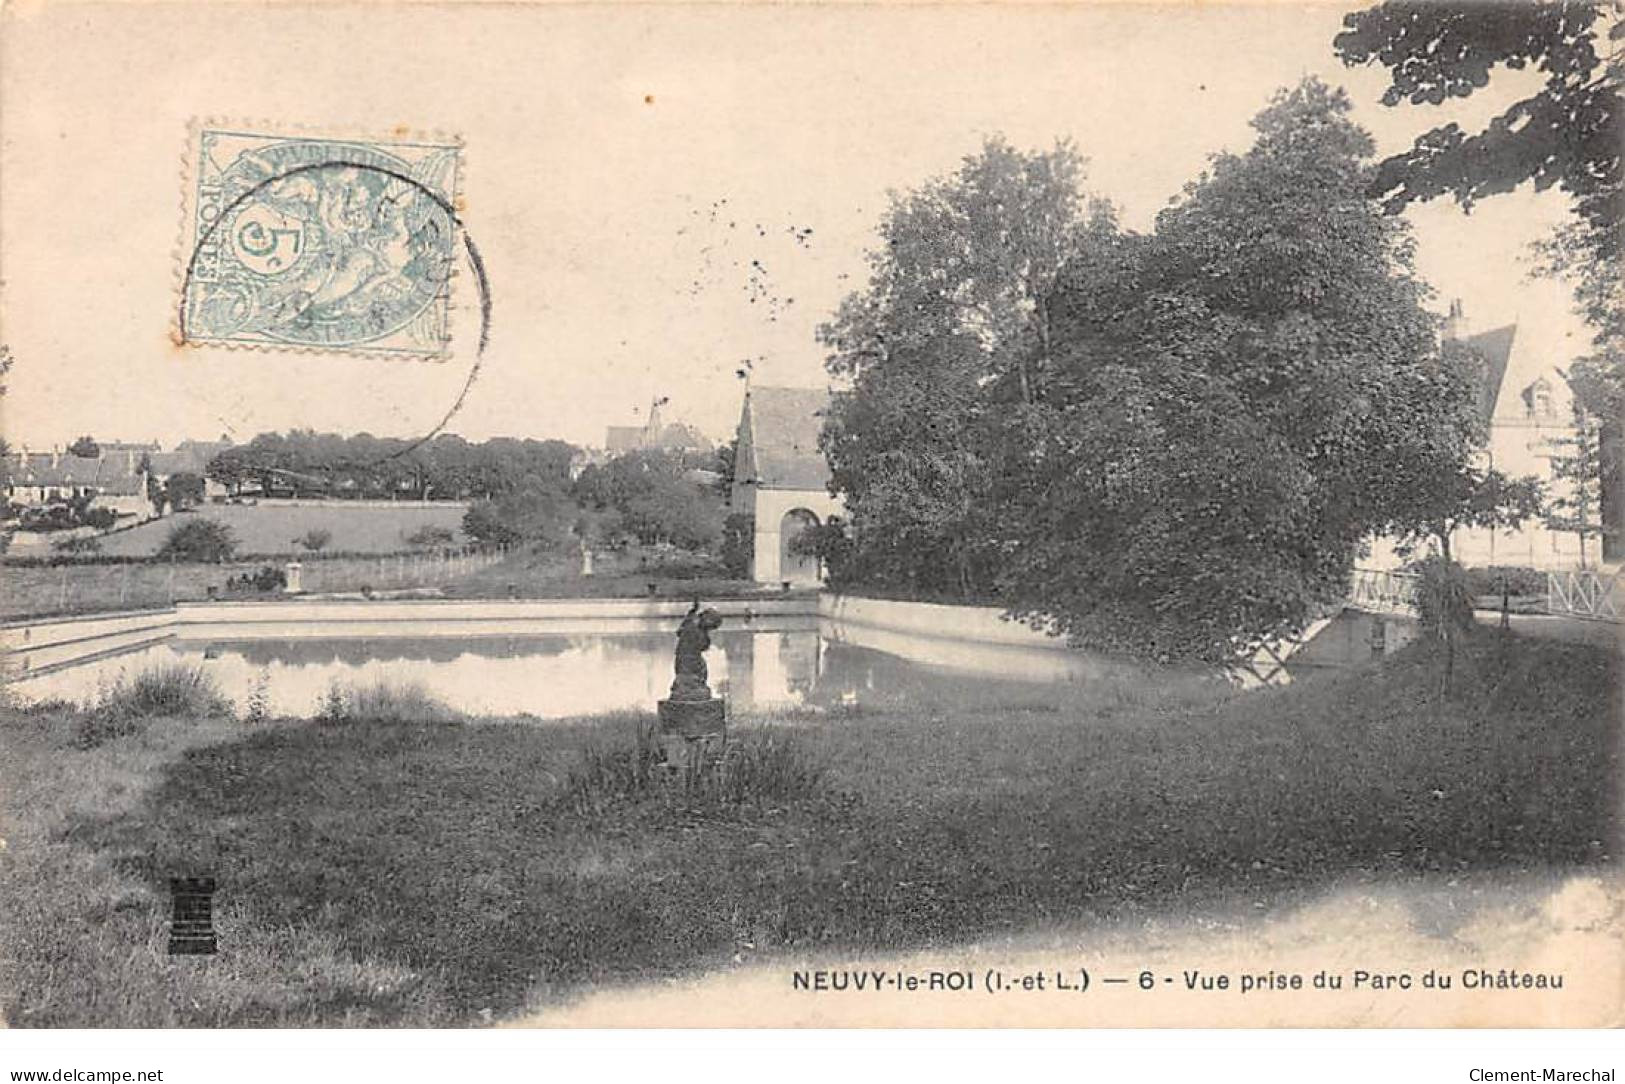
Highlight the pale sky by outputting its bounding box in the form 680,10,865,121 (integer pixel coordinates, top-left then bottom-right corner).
0,1,1589,451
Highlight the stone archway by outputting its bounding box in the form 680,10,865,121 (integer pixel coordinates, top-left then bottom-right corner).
778,508,821,584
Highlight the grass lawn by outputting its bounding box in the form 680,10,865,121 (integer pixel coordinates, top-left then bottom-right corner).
0,552,505,621
435,545,795,601
0,631,1615,1026
93,502,470,558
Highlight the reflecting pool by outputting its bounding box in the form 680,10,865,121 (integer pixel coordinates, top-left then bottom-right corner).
10,625,1084,719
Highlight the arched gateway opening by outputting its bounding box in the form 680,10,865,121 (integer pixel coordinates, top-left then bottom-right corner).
778,508,821,584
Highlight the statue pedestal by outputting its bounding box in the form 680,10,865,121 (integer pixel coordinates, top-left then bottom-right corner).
653,697,726,769
657,697,725,737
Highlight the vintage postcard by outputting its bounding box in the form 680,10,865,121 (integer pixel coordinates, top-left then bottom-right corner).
0,0,1619,1051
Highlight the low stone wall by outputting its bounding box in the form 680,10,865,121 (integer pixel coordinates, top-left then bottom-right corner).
2,607,178,678
818,593,1144,683
819,594,1062,645
172,597,817,640
246,498,471,509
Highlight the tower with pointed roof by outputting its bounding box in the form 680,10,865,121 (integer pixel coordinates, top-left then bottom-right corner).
731,385,844,584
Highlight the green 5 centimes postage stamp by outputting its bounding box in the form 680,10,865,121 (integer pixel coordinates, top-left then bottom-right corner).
179,126,463,357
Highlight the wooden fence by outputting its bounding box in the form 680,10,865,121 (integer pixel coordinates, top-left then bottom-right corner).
1546,567,1623,622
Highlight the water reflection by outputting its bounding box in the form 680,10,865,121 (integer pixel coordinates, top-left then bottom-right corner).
11,627,1073,720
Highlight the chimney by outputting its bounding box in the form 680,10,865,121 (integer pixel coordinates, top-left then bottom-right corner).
1443,298,1465,341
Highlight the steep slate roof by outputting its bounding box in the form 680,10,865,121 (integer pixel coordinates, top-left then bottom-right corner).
1461,323,1517,423
148,441,230,477
742,386,832,491
5,451,146,495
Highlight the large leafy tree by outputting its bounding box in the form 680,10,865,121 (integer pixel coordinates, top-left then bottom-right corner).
818,137,1115,597
1004,79,1508,663
571,449,723,551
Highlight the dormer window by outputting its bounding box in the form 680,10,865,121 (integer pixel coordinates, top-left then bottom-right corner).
1522,377,1554,418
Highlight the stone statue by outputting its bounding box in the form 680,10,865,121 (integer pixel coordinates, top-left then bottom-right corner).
654,599,728,762
669,600,723,702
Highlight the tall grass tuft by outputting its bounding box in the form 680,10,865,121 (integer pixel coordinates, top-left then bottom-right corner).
77,663,234,748
714,732,828,804
315,678,457,723
565,728,829,814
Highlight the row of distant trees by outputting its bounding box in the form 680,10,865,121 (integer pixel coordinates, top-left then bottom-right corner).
200,430,732,555
204,432,578,502
809,19,1619,667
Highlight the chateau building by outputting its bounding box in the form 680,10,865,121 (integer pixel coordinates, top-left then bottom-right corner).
1443,306,1602,569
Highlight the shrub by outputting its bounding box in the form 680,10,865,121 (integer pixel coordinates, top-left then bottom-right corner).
461,500,523,545
404,525,455,548
226,565,287,593
19,505,78,531
1464,565,1546,598
463,487,580,551
81,507,116,530
165,471,207,510
50,535,102,555
294,528,333,552
637,550,730,580
720,513,754,578
156,519,236,562
1415,557,1476,637
789,516,855,582
244,671,272,724
314,679,456,723
78,663,233,748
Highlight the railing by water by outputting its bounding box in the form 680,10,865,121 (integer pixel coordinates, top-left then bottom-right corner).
1232,568,1422,687
1347,568,1421,615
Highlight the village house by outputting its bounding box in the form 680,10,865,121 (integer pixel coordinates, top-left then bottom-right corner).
1443,303,1605,570
4,442,158,520
4,437,234,524
730,385,844,585
147,438,233,501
